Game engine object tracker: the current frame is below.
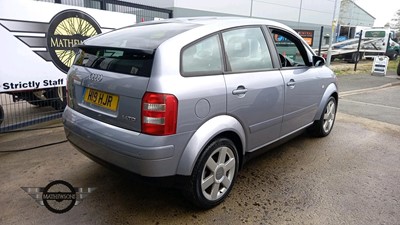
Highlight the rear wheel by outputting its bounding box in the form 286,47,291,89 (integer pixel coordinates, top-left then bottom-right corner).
0,105,4,125
184,138,239,209
53,86,67,110
22,90,52,107
308,96,337,137
14,87,66,110
397,61,400,76
350,52,361,63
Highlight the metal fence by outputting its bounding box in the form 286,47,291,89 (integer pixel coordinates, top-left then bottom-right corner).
0,0,172,133
38,0,173,21
0,89,65,133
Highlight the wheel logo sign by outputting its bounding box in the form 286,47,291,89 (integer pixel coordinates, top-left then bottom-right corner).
47,10,101,73
0,9,102,74
22,180,96,214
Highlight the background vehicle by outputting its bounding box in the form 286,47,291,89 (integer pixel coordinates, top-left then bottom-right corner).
63,17,338,208
318,28,400,62
7,88,66,111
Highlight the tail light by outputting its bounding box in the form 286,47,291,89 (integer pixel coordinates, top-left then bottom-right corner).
142,92,178,135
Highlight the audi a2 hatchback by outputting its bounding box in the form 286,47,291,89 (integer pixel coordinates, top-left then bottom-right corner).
63,17,338,208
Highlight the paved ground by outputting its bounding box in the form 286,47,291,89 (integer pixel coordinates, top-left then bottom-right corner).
340,85,400,126
0,72,400,225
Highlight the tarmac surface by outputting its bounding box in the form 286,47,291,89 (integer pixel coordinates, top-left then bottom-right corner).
337,70,400,126
0,70,399,225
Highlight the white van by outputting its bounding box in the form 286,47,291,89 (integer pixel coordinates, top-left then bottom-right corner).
362,28,400,60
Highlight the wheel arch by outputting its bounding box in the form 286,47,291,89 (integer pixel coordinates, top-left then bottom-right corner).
313,83,338,121
176,115,246,176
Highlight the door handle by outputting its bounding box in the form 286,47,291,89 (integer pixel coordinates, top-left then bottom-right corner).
232,86,248,95
287,79,296,87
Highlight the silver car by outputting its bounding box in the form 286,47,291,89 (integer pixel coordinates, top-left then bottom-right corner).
63,17,338,208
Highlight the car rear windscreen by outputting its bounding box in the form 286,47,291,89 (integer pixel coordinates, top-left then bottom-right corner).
74,47,153,77
84,22,200,50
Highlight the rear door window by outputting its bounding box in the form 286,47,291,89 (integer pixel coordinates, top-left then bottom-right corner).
222,27,273,72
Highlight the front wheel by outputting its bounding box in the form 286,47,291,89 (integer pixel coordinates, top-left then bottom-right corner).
397,61,400,76
0,105,4,125
308,96,337,137
184,138,239,209
390,51,398,60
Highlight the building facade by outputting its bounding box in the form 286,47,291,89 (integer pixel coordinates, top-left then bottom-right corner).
135,0,341,48
337,0,375,41
36,0,375,46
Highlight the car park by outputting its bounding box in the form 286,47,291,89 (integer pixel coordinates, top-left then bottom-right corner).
63,17,338,208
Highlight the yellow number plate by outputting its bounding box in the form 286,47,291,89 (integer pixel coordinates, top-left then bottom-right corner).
84,88,119,111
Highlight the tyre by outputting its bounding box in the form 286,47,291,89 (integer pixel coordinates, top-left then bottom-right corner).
350,52,361,63
35,87,67,110
0,105,4,126
15,88,66,110
397,61,400,76
184,138,239,209
389,51,398,60
19,90,52,107
52,86,67,110
308,96,337,137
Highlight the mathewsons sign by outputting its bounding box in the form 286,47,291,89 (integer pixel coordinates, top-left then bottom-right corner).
0,0,136,92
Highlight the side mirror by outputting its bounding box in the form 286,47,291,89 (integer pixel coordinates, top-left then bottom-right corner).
313,55,325,67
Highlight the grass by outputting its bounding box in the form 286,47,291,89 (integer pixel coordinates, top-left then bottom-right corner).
330,58,400,76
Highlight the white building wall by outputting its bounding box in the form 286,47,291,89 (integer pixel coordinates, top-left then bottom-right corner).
135,0,339,26
125,0,342,47
251,0,301,22
174,0,251,16
339,1,374,27
172,0,338,26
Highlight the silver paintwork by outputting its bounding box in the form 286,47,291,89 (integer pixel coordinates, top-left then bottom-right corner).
63,17,338,178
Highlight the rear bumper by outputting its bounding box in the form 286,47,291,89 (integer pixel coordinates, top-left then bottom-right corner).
63,106,190,177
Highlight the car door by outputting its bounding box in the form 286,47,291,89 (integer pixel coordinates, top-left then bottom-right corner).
222,26,285,152
269,28,325,136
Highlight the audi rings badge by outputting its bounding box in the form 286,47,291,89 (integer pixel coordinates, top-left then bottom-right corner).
89,73,103,82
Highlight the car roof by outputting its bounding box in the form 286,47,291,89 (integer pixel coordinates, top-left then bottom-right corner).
82,17,296,51
142,16,289,28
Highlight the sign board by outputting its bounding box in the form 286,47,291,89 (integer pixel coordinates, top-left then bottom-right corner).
0,0,136,92
295,30,314,46
371,56,389,76
274,30,314,46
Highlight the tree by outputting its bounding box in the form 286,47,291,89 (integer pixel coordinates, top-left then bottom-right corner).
389,9,400,30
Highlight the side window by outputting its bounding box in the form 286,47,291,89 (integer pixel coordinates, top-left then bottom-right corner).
270,29,309,68
181,35,222,76
222,27,273,72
